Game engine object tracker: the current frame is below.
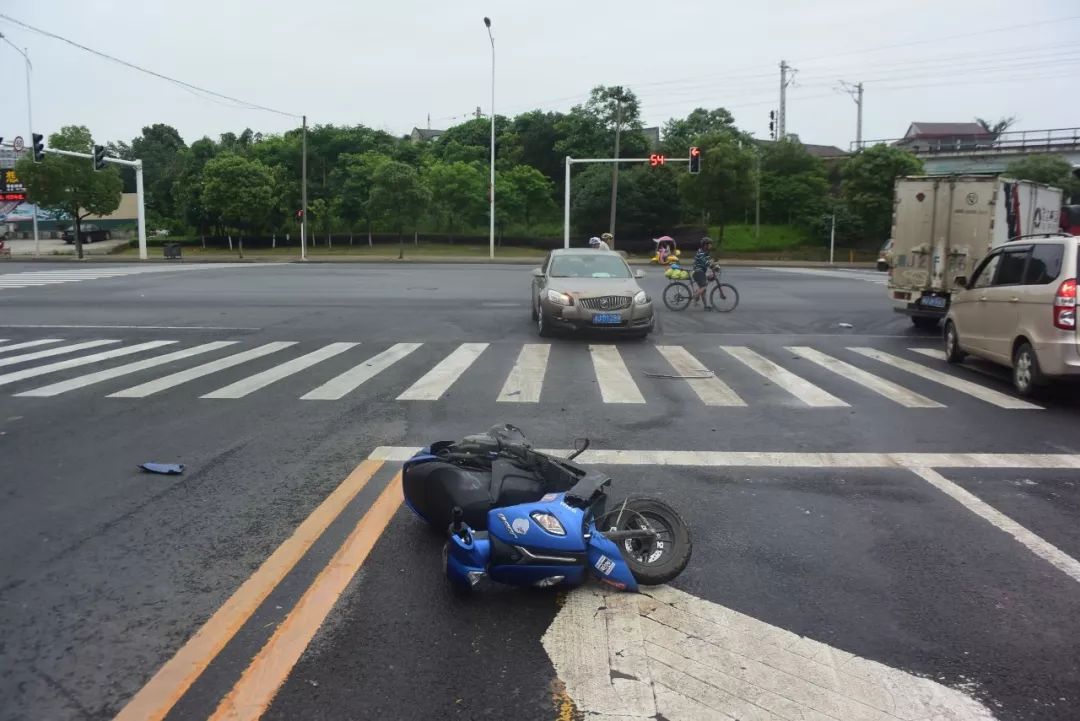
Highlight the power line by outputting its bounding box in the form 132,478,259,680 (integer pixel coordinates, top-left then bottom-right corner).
0,12,300,120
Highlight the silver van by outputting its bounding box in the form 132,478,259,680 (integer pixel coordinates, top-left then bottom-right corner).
944,234,1079,396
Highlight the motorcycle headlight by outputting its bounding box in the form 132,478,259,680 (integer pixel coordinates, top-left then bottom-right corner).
634,290,650,304
546,289,572,306
531,512,566,536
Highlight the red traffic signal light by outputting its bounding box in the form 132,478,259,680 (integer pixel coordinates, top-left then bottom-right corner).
296,209,304,220
688,147,701,174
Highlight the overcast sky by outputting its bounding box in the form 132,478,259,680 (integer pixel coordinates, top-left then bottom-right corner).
2,0,1078,152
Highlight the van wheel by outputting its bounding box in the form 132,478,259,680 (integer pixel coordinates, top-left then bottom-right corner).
912,316,939,330
944,322,965,364
1012,343,1044,397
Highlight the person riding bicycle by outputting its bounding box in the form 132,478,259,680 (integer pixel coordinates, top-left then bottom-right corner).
692,237,714,309
588,236,611,251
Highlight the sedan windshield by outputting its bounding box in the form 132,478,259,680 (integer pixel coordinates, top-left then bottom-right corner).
550,254,631,279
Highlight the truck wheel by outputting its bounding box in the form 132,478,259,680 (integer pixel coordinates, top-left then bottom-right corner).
944,321,965,364
912,316,939,330
1012,343,1045,397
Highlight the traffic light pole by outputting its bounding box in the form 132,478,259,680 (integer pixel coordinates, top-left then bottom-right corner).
46,148,148,260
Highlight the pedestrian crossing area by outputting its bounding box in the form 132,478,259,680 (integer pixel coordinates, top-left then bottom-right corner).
758,267,889,285
0,335,1046,411
0,264,257,290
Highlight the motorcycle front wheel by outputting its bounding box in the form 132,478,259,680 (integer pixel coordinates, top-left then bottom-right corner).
597,496,692,586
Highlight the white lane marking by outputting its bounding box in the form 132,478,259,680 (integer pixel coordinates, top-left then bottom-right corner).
589,345,646,404
544,586,997,721
201,343,357,399
720,346,847,407
851,347,1041,410
911,347,947,360
397,343,489,400
655,346,745,406
911,467,1080,585
369,446,1080,469
787,346,943,408
0,339,121,368
0,341,177,388
756,266,889,285
109,342,296,398
497,343,551,403
15,342,238,397
302,343,422,400
0,339,65,354
0,324,260,330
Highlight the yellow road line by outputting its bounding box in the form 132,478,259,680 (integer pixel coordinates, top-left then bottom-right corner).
113,459,384,721
209,472,404,721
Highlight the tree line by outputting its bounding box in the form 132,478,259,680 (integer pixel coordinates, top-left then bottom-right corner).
17,85,1079,256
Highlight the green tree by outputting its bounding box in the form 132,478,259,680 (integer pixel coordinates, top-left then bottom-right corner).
200,153,277,245
368,161,431,257
131,123,188,220
661,108,737,156
570,164,679,238
332,152,391,243
511,110,565,183
172,137,218,240
840,145,923,245
975,116,1016,136
1006,155,1080,201
308,198,335,245
427,161,487,241
759,139,830,225
502,164,556,228
678,131,755,232
15,125,123,259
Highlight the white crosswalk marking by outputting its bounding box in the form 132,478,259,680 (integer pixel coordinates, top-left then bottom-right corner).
910,348,947,361
15,342,238,397
0,339,65,354
201,343,358,399
0,264,258,291
850,347,1041,410
655,346,745,406
302,343,423,400
787,346,944,408
721,346,848,407
589,345,645,404
498,344,551,403
0,339,120,368
398,343,489,400
0,341,176,387
109,342,297,398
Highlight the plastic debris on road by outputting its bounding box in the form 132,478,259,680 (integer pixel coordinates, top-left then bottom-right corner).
139,462,185,475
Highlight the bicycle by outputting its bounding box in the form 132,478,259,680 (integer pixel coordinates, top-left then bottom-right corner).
662,264,739,312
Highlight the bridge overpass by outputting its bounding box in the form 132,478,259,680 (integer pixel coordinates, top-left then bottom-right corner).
851,127,1080,175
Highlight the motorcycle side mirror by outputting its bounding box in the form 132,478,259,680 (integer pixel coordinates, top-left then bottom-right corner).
567,437,590,460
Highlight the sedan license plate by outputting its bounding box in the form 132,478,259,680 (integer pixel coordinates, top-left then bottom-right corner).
921,296,946,309
592,313,622,325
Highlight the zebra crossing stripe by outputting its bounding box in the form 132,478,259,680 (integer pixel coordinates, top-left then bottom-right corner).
655,346,744,406
15,342,238,397
397,343,489,401
910,348,947,361
720,346,847,407
202,343,358,399
849,347,1041,410
589,345,645,404
497,344,551,403
302,343,423,401
786,346,943,408
0,341,177,388
0,339,65,354
109,342,297,398
0,339,121,368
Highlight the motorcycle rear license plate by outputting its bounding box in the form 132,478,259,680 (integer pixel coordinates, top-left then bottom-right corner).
921,296,946,309
592,313,622,325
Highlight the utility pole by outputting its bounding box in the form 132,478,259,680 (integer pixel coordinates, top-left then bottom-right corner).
754,149,761,240
301,114,308,261
484,17,495,260
778,60,796,140
841,81,864,147
608,96,624,240
0,34,38,256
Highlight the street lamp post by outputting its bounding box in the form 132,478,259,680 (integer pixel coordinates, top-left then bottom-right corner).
484,17,495,260
0,33,39,257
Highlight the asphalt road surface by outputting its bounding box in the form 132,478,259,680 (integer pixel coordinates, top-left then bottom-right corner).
1,261,1078,721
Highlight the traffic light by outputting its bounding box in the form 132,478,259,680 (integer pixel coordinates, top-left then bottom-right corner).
32,133,45,162
768,111,776,139
689,147,701,175
295,209,304,221
93,145,107,171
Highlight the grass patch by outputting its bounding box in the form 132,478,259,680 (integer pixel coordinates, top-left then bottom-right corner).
112,242,548,259
709,224,810,252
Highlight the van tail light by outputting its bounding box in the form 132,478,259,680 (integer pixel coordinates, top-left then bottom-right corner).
1053,278,1076,330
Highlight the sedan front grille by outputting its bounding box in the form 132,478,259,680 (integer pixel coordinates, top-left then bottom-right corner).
578,295,632,311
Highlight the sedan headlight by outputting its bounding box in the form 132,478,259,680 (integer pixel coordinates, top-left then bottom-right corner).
546,289,573,306
634,290,651,304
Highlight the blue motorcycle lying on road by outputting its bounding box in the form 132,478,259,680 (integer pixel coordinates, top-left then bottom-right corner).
403,425,692,592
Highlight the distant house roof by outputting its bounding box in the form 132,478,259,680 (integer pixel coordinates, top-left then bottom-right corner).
410,127,445,142
903,122,994,139
754,138,849,159
640,126,661,150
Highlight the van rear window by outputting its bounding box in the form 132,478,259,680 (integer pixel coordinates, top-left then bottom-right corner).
1023,244,1064,285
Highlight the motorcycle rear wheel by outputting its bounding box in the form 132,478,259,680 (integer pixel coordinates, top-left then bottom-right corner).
597,497,692,586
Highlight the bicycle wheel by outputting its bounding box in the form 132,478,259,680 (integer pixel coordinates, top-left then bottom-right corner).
662,282,693,311
709,283,739,312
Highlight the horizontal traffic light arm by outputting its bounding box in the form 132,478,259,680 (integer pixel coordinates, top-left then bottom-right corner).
42,147,142,168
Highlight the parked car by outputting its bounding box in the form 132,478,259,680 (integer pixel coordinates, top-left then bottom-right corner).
944,234,1079,396
531,248,654,338
62,224,112,244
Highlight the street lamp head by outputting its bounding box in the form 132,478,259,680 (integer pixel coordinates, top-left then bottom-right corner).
483,16,491,27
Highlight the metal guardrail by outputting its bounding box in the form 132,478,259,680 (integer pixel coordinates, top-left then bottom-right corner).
850,127,1080,154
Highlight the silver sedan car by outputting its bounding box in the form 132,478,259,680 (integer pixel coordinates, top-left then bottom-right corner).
531,249,654,337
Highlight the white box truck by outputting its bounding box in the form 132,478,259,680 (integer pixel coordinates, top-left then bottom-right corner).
887,176,1063,328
